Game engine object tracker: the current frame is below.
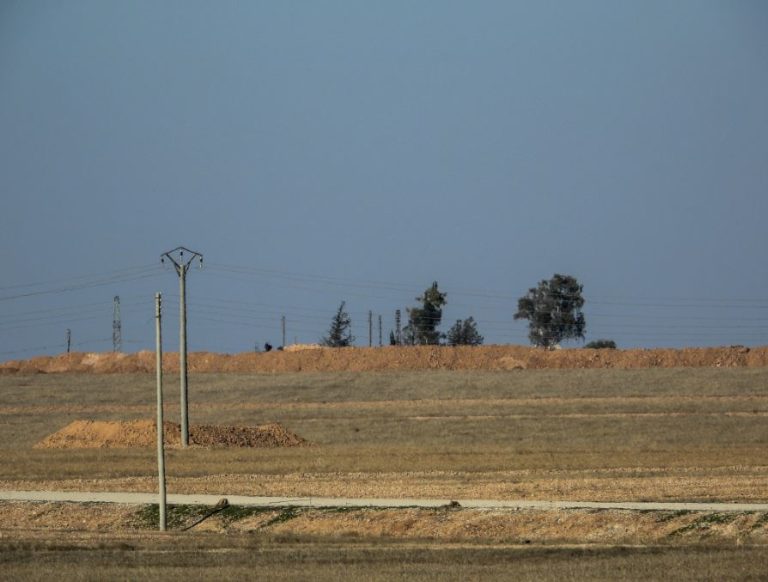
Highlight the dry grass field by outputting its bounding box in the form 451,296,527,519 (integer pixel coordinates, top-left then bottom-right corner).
2,531,768,581
1,368,767,501
1,364,767,579
2,531,766,581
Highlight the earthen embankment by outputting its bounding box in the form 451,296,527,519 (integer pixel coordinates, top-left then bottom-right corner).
1,345,766,374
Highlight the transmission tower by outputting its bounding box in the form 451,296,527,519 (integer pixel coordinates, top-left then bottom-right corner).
112,295,122,352
161,246,203,448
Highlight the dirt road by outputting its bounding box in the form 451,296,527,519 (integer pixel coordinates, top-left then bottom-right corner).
2,490,768,512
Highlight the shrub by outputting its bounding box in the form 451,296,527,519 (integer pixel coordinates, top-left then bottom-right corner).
585,339,616,349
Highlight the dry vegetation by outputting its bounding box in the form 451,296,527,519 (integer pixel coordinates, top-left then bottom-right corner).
2,500,768,581
3,344,767,374
1,368,767,502
3,529,767,581
1,361,767,578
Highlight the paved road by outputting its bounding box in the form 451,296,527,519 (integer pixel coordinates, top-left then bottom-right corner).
1,490,767,512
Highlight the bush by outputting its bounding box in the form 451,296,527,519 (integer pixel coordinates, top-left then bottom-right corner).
585,339,616,349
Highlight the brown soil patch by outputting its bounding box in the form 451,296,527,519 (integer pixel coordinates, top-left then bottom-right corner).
34,420,308,449
1,345,766,374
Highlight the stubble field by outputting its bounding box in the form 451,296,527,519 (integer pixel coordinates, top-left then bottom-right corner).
2,367,767,502
1,351,768,579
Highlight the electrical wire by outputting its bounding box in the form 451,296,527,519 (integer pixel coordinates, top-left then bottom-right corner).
206,262,768,307
2,259,767,357
0,264,161,292
0,269,163,302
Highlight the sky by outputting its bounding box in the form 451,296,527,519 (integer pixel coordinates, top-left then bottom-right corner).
1,0,767,357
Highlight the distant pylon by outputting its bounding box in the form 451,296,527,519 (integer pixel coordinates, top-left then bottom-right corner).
112,295,122,352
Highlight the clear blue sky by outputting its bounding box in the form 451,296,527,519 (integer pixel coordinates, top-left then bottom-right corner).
1,1,767,356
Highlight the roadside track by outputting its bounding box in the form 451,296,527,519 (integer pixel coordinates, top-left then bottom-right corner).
1,491,767,512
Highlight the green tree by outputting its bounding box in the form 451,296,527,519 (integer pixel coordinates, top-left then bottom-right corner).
446,317,484,346
403,281,447,345
514,274,586,348
320,301,355,347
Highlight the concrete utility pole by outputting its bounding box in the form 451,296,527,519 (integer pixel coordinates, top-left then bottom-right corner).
161,246,203,448
281,315,286,347
378,314,383,347
112,295,122,352
66,329,71,353
155,293,167,531
368,310,373,347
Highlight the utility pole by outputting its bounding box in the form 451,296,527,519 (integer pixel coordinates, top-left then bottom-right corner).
112,295,122,352
155,293,167,531
395,310,402,345
161,246,203,448
281,315,286,347
378,314,383,347
66,329,71,353
368,310,373,347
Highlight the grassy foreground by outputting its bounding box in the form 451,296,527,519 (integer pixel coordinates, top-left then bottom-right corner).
2,531,768,582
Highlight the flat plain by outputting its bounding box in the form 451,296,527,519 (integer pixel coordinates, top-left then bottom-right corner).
2,368,767,501
1,364,767,579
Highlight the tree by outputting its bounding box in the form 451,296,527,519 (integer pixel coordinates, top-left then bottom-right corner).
402,281,447,345
446,317,484,346
514,274,585,348
585,339,616,349
320,301,355,347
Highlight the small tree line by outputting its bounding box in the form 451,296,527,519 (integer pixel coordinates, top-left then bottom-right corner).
320,274,614,349
321,281,483,347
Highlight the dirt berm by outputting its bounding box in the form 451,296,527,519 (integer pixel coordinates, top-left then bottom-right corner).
1,345,766,374
35,420,307,449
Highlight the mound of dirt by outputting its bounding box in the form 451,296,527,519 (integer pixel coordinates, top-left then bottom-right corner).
3,345,767,374
188,422,307,448
35,420,308,449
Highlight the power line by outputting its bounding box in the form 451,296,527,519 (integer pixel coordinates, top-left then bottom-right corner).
0,336,114,357
0,263,161,292
3,258,768,356
0,269,162,302
206,262,768,307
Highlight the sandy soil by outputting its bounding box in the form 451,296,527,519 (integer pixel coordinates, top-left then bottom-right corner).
34,420,307,449
1,345,765,374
